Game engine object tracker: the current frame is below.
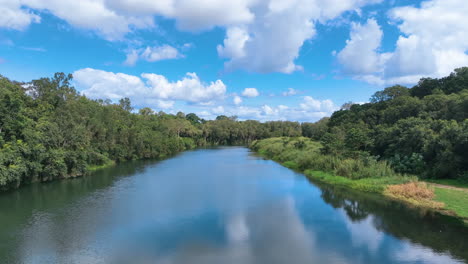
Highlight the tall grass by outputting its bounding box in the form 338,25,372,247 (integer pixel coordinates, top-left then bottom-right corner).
251,137,406,180
251,137,465,216
384,182,444,209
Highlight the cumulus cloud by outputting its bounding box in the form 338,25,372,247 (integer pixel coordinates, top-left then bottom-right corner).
143,72,226,103
241,88,259,97
204,96,337,122
0,0,40,30
282,88,298,96
124,45,183,66
217,26,249,59
123,49,140,66
217,0,381,73
105,0,255,31
300,96,335,113
19,0,154,41
212,106,225,115
233,95,243,105
2,0,254,40
337,19,385,75
337,0,468,85
2,0,381,73
141,45,182,62
73,68,226,108
385,0,468,81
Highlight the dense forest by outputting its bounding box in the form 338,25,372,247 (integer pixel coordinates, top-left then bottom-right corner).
0,73,303,190
319,67,468,181
1,67,467,191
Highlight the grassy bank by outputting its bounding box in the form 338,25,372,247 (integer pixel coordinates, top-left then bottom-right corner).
86,160,117,172
426,179,468,189
434,188,468,218
250,137,468,220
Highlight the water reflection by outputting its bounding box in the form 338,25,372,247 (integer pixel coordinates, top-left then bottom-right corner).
317,183,468,262
0,147,467,263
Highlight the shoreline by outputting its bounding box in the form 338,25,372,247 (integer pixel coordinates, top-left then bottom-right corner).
251,147,468,224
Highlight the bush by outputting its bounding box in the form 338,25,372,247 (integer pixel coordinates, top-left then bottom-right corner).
384,182,444,209
283,161,299,170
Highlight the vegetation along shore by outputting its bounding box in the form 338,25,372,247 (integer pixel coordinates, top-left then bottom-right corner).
1,68,467,220
250,67,468,220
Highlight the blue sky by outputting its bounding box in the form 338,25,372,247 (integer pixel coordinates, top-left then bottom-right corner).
1,0,467,121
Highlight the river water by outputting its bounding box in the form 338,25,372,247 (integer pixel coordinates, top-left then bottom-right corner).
0,147,467,263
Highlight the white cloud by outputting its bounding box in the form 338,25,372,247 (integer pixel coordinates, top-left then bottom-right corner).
19,0,154,41
338,0,468,85
337,19,385,75
143,72,226,103
385,0,468,81
241,87,259,97
123,49,139,66
282,88,298,96
217,0,382,73
217,26,249,59
300,96,335,113
0,0,40,30
124,45,183,66
106,0,255,31
212,106,225,115
73,68,226,108
206,95,337,122
233,95,243,105
4,0,254,38
2,0,382,74
141,45,182,62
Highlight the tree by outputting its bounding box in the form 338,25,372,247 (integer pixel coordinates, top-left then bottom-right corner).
119,98,133,112
370,85,410,103
186,113,202,125
302,117,329,140
341,101,355,110
139,107,154,116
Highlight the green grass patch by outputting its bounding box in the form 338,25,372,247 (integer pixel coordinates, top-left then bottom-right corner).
252,137,468,221
283,161,299,170
426,179,468,189
87,160,116,172
304,170,410,193
435,187,468,218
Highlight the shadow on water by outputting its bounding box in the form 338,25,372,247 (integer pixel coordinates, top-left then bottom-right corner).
312,180,468,261
0,159,157,258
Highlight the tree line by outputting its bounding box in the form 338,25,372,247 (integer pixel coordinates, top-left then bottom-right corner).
0,73,304,191
318,67,468,181
1,67,467,191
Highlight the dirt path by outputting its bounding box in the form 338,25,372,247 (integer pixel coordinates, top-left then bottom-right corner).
426,182,468,192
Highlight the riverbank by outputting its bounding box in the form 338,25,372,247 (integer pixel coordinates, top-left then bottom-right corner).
250,137,468,221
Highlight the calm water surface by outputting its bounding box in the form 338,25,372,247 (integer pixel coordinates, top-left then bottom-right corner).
1,147,467,263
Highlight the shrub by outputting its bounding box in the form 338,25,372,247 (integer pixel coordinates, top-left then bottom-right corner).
384,182,444,209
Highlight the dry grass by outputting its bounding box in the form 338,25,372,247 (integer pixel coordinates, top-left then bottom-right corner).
384,182,445,209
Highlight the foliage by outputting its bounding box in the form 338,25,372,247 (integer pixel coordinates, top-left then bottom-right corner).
301,117,329,140
324,67,468,180
0,74,316,191
304,170,409,193
251,137,407,181
1,66,467,191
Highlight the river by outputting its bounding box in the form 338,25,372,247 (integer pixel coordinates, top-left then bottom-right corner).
0,147,467,263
